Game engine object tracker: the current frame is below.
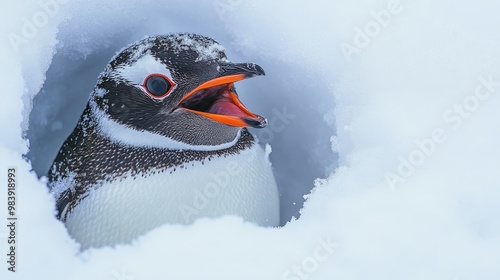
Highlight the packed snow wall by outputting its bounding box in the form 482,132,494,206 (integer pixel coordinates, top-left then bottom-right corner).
1,1,499,280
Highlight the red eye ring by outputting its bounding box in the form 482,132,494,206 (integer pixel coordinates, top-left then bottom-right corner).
142,73,175,99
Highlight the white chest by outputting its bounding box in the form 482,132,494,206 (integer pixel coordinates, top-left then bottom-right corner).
64,144,279,249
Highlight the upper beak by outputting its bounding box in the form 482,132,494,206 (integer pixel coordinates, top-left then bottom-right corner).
177,63,268,128
219,62,266,78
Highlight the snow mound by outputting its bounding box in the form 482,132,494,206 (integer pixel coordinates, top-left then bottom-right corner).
1,0,499,279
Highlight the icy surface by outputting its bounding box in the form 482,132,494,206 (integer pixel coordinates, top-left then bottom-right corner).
1,0,500,279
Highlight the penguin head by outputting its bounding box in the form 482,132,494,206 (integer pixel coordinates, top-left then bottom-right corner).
89,33,267,149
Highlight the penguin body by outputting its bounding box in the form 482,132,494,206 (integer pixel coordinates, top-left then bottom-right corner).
48,33,279,249
64,139,277,249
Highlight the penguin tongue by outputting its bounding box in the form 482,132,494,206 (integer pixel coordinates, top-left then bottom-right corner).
206,91,267,128
208,92,251,118
179,83,267,128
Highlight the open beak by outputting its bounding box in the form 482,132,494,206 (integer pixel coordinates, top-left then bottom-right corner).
177,63,268,128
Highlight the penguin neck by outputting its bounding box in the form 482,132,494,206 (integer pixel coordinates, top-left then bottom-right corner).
88,100,244,151
52,104,256,186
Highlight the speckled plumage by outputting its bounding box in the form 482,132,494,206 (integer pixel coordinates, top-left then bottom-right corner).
48,33,279,249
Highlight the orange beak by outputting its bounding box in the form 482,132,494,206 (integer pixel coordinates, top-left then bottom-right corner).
177,63,267,128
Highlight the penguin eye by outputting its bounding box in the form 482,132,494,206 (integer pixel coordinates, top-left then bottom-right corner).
143,74,174,98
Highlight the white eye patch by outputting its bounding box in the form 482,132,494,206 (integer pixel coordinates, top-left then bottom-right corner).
114,53,174,86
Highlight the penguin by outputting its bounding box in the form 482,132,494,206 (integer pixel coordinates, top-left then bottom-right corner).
48,33,279,250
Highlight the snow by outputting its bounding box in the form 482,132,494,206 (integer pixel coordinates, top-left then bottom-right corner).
168,33,227,62
1,0,500,279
